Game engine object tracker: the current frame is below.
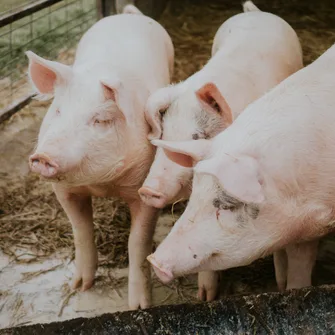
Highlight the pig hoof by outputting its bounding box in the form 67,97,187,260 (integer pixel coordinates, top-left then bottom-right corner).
128,294,151,310
72,274,95,291
128,278,152,310
277,281,287,292
197,271,220,302
197,287,218,302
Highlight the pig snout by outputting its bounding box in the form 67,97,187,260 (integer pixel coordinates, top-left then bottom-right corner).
29,153,59,178
138,186,168,209
147,254,174,284
147,232,204,282
139,176,183,209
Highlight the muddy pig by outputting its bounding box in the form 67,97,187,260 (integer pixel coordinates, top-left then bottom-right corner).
26,5,174,309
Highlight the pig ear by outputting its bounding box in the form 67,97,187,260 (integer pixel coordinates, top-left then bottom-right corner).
25,51,72,95
101,81,117,102
145,85,180,140
152,139,211,168
195,82,233,126
100,78,133,122
194,155,264,204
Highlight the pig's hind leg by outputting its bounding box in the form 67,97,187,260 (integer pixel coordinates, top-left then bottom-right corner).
273,249,288,292
53,185,98,291
128,200,160,309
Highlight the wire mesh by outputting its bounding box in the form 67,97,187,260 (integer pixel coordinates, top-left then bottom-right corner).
0,0,98,112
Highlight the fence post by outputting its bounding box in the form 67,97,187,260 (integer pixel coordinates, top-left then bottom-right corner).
96,0,115,19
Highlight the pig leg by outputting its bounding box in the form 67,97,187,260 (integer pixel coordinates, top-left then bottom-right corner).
128,200,159,309
273,249,288,292
53,185,97,291
197,271,220,301
285,240,319,290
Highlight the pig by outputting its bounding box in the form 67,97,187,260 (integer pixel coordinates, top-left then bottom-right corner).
139,1,313,299
26,5,174,309
146,39,335,285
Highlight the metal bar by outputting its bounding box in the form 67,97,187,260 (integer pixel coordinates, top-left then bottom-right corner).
0,0,64,28
0,0,80,38
0,0,98,121
0,9,94,61
0,93,36,124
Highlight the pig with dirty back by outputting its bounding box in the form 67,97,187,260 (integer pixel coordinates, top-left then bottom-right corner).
147,39,335,285
26,5,174,309
140,1,315,298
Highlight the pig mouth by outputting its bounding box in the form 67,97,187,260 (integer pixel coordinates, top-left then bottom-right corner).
148,250,226,283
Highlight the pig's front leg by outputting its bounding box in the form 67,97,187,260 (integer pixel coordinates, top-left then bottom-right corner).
197,271,220,301
53,184,98,291
128,200,159,310
285,240,319,290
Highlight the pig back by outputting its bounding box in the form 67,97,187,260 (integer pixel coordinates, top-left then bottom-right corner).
218,43,335,201
73,14,174,91
212,11,303,76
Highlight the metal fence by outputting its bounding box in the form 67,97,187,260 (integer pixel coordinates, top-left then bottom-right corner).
0,0,101,122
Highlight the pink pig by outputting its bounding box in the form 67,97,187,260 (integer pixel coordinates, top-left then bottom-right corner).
140,1,316,298
146,40,335,285
26,5,174,309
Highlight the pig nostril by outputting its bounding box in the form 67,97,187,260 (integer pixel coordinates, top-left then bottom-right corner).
139,187,167,208
31,159,40,166
193,254,197,259
29,154,58,177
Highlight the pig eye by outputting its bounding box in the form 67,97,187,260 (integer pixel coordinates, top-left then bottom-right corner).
92,110,114,127
93,118,113,126
159,108,168,116
192,131,207,140
56,109,60,115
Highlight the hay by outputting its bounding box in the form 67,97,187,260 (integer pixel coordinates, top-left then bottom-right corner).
20,264,63,282
1,0,335,282
58,284,77,317
160,0,335,81
0,173,131,268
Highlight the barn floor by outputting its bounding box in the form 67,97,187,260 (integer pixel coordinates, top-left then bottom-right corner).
1,0,335,330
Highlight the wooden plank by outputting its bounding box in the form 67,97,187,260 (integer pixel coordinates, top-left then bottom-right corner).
1,285,335,334
96,0,115,19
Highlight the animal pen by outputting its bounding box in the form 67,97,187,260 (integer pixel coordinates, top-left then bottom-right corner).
0,0,335,333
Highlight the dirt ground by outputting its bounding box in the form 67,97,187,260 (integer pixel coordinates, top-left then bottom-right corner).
1,0,335,330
